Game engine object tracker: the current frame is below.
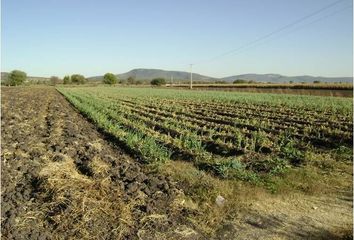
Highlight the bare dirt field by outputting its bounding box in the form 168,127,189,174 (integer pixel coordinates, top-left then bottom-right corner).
1,87,352,240
1,87,199,239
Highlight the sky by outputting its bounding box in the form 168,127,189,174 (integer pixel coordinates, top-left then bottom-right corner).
1,0,353,78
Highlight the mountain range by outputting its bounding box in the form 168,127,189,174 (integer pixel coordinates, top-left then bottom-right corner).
88,69,353,83
2,69,352,83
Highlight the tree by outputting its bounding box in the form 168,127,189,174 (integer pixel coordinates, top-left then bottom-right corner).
151,78,166,86
71,74,86,84
50,76,60,86
135,80,143,85
127,76,135,85
63,75,71,84
8,70,27,86
233,79,248,84
313,80,321,84
103,73,117,85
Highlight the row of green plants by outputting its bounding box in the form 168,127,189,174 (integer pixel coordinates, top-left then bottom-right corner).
66,87,353,149
85,86,352,115
59,87,335,183
107,95,352,147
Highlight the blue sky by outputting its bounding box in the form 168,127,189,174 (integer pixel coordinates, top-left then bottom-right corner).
2,0,353,78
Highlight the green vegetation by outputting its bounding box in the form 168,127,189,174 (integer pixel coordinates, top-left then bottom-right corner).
151,78,166,86
103,73,117,85
71,74,86,84
63,75,71,84
233,79,256,84
7,70,27,86
58,87,352,191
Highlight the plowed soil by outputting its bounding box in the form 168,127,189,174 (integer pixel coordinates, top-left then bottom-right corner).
1,87,200,239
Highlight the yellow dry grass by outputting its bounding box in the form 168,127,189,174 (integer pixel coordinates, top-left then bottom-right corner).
36,157,131,239
88,156,110,178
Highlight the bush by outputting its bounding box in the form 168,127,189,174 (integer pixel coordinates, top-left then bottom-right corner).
313,80,321,84
71,74,86,84
233,79,249,84
63,76,71,84
151,78,166,86
8,70,27,86
135,80,143,85
103,73,117,85
50,76,60,86
127,76,135,85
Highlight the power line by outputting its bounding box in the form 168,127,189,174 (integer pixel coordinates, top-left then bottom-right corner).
213,4,353,60
192,0,349,66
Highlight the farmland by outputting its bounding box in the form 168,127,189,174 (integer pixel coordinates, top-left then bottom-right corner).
59,87,353,182
169,83,353,97
2,86,353,239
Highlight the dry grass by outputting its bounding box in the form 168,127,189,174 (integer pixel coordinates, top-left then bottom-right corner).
88,156,110,178
35,157,132,239
160,161,268,236
159,154,353,237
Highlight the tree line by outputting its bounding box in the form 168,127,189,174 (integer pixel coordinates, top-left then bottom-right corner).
3,70,167,86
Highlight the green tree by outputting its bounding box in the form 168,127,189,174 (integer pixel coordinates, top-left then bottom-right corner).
103,73,117,85
71,74,86,84
233,79,248,84
63,75,71,84
151,78,166,86
8,70,27,86
313,80,321,84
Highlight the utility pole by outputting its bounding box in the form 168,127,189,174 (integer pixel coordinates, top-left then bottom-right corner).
189,64,193,89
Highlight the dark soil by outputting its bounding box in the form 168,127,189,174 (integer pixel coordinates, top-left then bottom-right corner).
1,87,202,239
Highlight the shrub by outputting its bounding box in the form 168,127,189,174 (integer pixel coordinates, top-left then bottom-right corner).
71,74,86,84
233,79,248,84
50,76,60,86
127,76,135,85
135,80,143,85
8,70,27,86
103,73,117,85
151,78,166,86
63,76,71,84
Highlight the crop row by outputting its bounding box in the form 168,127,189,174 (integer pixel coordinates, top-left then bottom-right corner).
58,87,353,180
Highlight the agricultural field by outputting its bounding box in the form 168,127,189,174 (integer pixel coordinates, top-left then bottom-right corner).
2,86,353,239
59,87,353,182
170,83,353,97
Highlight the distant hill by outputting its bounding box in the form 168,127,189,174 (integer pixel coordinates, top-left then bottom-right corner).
2,70,352,84
119,68,217,81
88,68,216,82
221,74,353,83
88,69,352,83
